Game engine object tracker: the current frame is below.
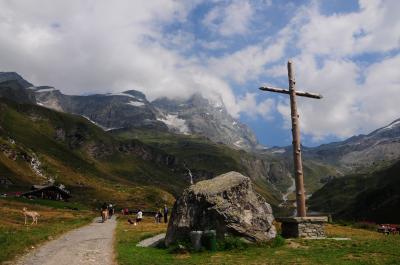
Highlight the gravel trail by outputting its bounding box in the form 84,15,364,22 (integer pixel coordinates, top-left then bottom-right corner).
15,216,117,265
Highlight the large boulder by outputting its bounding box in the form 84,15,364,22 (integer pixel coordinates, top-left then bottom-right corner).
165,171,276,246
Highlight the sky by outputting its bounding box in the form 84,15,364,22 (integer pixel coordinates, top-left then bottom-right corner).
0,0,399,147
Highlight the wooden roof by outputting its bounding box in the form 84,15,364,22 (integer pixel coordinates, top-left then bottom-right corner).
21,184,71,198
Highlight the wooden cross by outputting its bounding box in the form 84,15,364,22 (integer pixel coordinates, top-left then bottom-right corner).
259,60,322,217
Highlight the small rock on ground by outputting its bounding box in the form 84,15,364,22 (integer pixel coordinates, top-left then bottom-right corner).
137,233,166,247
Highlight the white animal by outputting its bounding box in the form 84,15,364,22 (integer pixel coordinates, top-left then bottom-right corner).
22,207,40,225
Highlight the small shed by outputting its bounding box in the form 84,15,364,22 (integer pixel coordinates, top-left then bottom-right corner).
21,184,71,201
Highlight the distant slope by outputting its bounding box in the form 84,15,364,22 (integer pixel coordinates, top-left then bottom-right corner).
111,127,283,206
309,159,400,223
267,117,400,178
305,120,400,171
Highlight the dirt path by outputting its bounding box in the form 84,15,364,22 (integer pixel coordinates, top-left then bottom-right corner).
15,216,117,265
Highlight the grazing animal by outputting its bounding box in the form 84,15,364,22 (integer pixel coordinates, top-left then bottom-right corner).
22,207,39,225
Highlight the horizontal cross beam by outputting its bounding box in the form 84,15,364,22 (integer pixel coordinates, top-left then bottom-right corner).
259,86,323,99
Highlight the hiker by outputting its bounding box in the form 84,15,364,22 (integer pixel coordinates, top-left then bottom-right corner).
154,211,159,223
108,203,114,218
136,209,143,223
155,209,163,223
163,204,168,223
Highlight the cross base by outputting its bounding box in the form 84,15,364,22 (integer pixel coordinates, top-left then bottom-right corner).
276,216,328,238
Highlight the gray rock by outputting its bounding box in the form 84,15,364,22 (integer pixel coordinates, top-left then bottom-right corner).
136,233,166,248
165,171,276,246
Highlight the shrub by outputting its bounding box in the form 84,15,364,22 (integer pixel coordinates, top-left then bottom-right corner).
217,236,249,251
269,235,285,248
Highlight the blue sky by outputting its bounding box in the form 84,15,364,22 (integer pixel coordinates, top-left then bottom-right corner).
0,0,399,147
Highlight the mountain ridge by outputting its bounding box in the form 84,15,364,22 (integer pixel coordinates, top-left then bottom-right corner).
0,72,260,151
267,117,400,173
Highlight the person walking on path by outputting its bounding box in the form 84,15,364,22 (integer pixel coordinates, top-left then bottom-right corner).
163,204,168,223
108,203,114,218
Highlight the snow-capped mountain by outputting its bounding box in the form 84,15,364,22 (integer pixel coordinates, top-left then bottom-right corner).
0,72,260,150
153,94,259,150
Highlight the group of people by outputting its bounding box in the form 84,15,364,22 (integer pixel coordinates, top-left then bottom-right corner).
101,203,170,225
125,204,169,225
154,204,169,223
100,202,115,222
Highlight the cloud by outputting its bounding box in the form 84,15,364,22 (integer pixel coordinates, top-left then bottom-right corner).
202,1,254,36
258,0,400,142
298,0,400,57
237,93,275,120
0,0,399,144
207,34,290,84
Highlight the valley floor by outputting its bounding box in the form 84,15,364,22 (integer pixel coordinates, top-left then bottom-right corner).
116,216,400,265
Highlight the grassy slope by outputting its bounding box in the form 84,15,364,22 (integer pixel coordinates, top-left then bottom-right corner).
116,216,400,265
303,159,340,194
0,99,176,209
309,159,400,223
0,198,94,263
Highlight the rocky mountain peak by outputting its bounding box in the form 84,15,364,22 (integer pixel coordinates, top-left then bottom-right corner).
152,92,259,150
122,90,147,101
0,72,33,88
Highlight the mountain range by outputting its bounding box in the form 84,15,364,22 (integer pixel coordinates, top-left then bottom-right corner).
268,118,400,174
0,71,399,221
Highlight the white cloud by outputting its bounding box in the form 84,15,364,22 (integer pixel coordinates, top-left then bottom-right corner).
202,1,254,36
208,37,288,83
237,93,275,120
259,0,400,142
298,0,400,57
0,0,399,144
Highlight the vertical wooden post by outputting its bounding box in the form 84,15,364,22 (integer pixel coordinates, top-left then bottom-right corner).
287,61,306,217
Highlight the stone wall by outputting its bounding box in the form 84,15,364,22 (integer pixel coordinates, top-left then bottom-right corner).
277,217,328,238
